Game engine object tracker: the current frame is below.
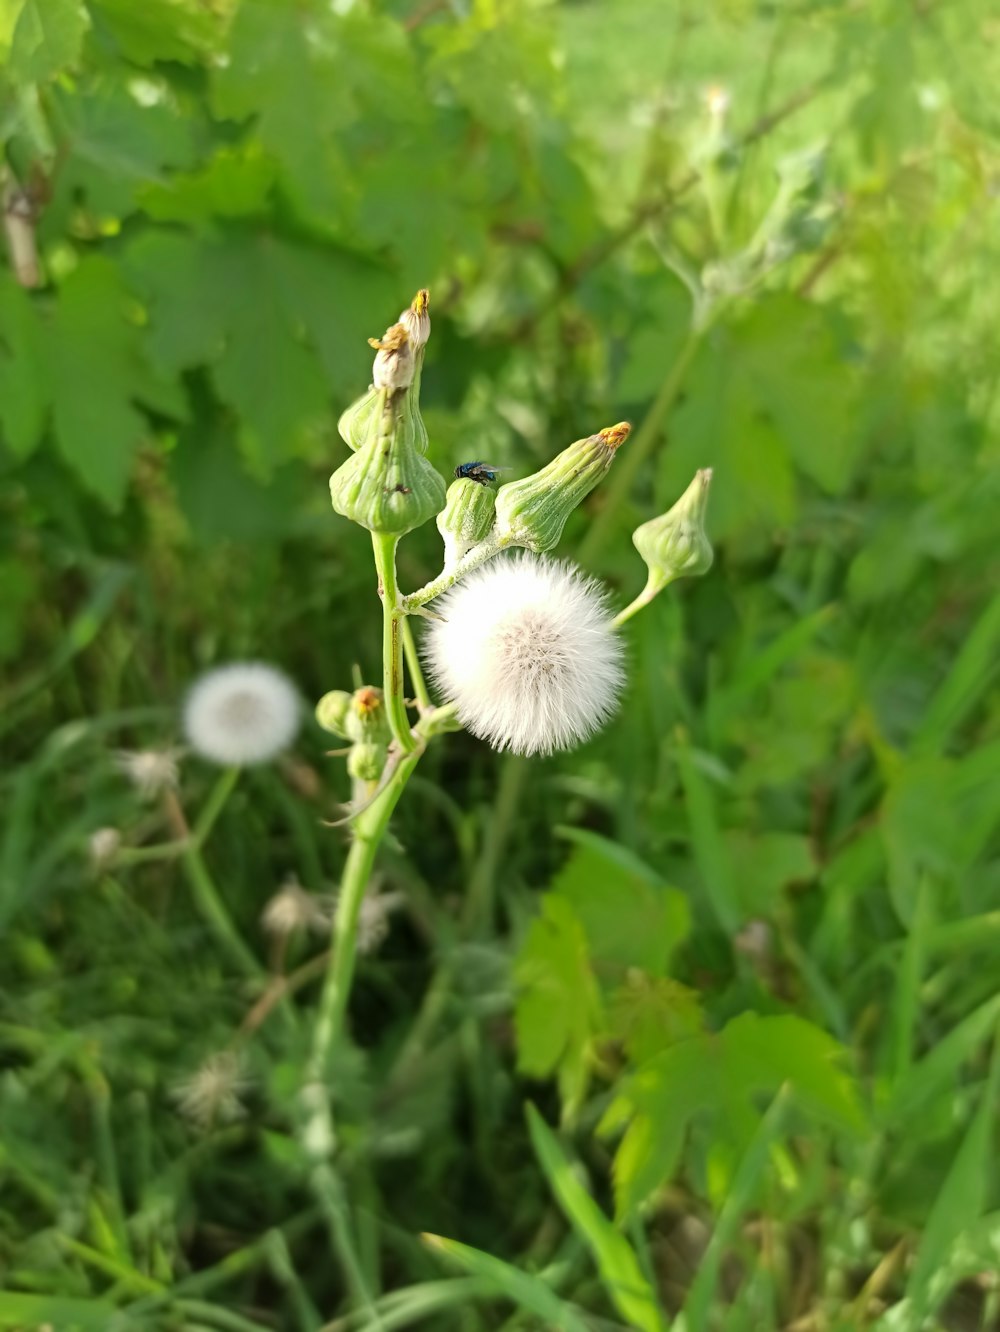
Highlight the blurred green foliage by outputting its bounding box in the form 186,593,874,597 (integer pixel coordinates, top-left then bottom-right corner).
2,0,1000,1329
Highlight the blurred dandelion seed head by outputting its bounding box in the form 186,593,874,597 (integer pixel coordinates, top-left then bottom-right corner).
261,876,334,938
172,1051,251,1130
182,663,300,767
114,747,182,799
88,826,122,872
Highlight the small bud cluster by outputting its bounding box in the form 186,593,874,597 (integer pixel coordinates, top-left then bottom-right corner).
316,684,392,783
331,291,444,536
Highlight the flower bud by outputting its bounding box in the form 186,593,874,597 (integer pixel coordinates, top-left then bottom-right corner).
369,323,415,392
329,388,445,535
344,686,392,745
632,468,714,592
316,690,352,737
398,288,430,350
437,476,497,567
347,741,386,783
338,387,380,453
493,422,631,553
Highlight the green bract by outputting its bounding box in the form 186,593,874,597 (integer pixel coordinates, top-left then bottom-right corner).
493,422,630,552
329,387,445,536
437,476,497,567
632,468,714,592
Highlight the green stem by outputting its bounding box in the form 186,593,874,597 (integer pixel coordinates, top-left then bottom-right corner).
193,765,240,843
401,615,431,712
611,573,673,629
372,533,416,754
301,707,454,1158
182,841,261,979
402,533,507,611
577,328,703,568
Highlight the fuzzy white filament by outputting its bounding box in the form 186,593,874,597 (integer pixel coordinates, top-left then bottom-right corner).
183,662,300,767
424,554,624,756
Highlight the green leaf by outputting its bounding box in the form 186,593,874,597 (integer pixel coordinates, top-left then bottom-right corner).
513,894,601,1110
608,973,704,1064
9,0,87,83
211,0,352,225
722,1013,866,1134
608,1014,863,1217
48,257,151,507
553,828,691,980
526,1105,668,1332
724,830,817,917
87,0,218,66
124,231,392,469
0,271,49,457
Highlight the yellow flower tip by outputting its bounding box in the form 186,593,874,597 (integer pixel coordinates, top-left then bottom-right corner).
368,323,410,353
354,686,383,717
598,421,631,450
411,288,430,316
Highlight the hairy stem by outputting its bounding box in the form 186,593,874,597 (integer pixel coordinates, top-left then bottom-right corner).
402,532,508,611
302,706,455,1159
372,533,416,753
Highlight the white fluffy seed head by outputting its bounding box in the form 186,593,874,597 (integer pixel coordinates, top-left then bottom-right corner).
183,662,301,767
424,554,625,757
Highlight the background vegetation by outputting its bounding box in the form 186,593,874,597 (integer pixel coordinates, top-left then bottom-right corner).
2,0,999,1328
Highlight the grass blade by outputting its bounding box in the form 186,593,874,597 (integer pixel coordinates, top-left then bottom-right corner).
525,1103,668,1332
422,1234,591,1332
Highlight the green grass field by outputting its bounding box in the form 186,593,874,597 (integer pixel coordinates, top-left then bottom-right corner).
2,1,999,1328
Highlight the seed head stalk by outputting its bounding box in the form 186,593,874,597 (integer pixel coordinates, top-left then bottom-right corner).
372,532,417,754
302,704,455,1160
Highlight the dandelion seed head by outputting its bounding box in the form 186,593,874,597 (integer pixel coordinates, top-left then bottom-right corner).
355,889,403,955
261,876,334,939
423,554,625,756
88,826,121,872
172,1051,250,1131
182,662,300,767
114,747,182,799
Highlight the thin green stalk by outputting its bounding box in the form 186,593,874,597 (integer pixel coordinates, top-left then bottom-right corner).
401,616,431,712
182,841,261,979
402,533,507,611
611,573,671,629
302,708,454,1155
578,328,703,568
372,533,417,753
193,765,241,843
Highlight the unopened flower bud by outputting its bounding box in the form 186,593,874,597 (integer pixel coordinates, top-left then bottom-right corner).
398,288,430,350
369,323,415,392
329,389,445,535
345,686,392,744
493,422,630,553
316,690,352,737
347,740,385,783
632,468,714,593
437,477,497,567
338,387,381,453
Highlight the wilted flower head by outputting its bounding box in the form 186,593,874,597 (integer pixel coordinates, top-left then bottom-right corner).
261,876,334,939
344,886,403,955
368,322,415,392
172,1050,250,1130
114,747,182,799
424,554,624,756
88,826,121,872
183,663,300,767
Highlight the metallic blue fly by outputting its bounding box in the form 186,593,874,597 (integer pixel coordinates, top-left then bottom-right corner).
454,461,502,486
